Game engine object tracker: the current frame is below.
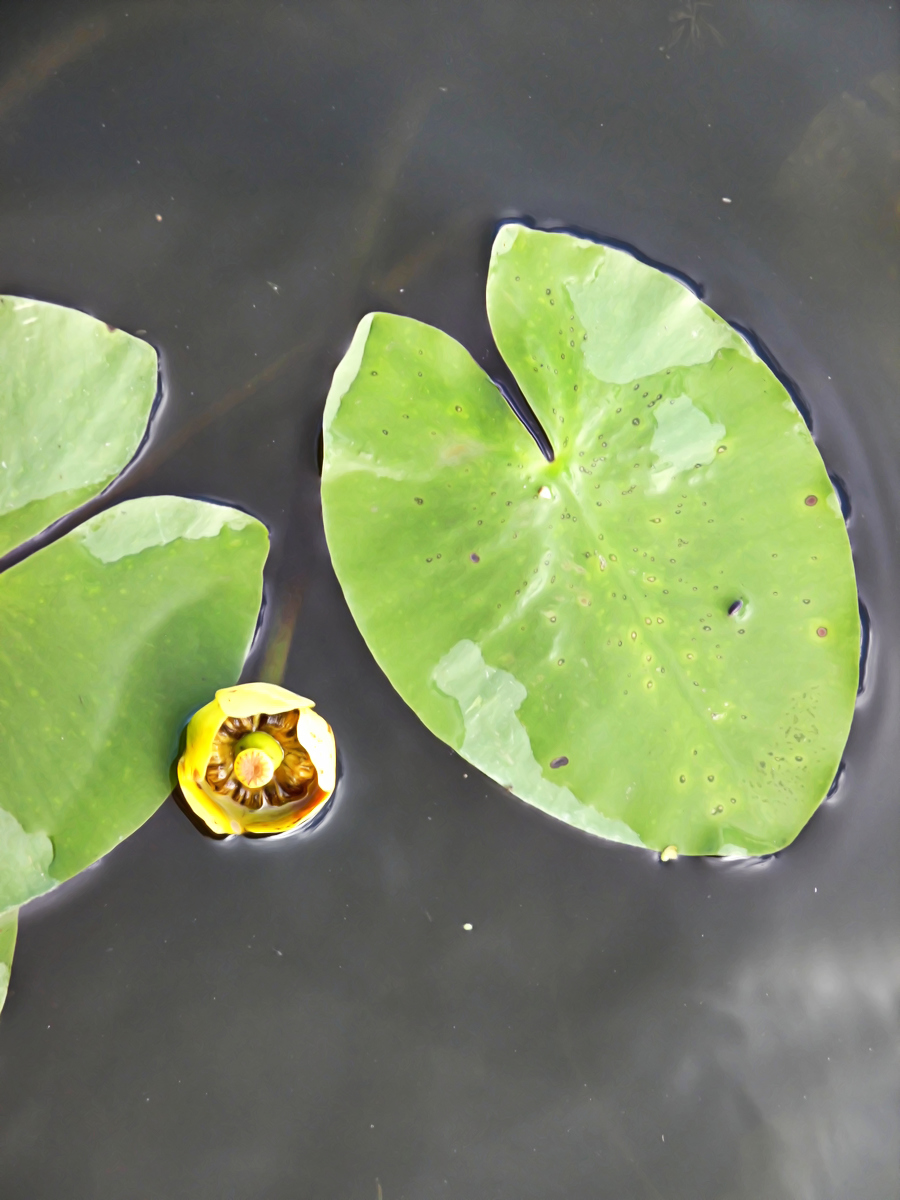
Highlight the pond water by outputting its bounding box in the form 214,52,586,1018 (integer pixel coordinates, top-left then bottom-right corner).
0,2,897,1198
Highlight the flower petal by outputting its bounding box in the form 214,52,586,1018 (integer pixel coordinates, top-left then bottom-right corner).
183,697,226,781
295,708,337,796
176,755,240,836
215,682,314,718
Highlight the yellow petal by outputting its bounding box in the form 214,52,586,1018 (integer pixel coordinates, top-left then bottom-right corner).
295,708,336,796
215,681,314,719
178,772,329,837
183,697,226,780
236,786,332,835
176,755,239,836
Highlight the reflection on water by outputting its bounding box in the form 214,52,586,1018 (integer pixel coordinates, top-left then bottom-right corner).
775,72,900,390
776,73,899,231
711,934,900,1199
667,1,725,54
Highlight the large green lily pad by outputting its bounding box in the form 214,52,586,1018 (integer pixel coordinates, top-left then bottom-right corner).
0,297,157,558
0,495,268,903
322,224,859,857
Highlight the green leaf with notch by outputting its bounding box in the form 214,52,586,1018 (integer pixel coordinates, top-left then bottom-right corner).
322,224,859,857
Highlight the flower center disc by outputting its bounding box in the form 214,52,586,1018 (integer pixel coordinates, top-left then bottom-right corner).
233,747,275,789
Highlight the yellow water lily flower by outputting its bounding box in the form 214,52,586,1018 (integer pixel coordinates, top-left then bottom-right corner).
177,682,336,836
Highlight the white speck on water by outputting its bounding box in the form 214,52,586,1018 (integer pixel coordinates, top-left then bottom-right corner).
721,197,732,204
463,923,473,931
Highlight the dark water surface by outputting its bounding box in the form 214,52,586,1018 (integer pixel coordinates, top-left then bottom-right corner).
0,3,898,1198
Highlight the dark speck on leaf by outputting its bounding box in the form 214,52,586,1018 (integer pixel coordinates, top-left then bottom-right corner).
550,757,569,769
414,497,424,505
470,553,480,563
728,599,743,616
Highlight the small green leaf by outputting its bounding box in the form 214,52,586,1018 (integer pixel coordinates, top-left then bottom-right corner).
0,909,17,1015
0,297,157,558
0,495,268,896
322,225,859,857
